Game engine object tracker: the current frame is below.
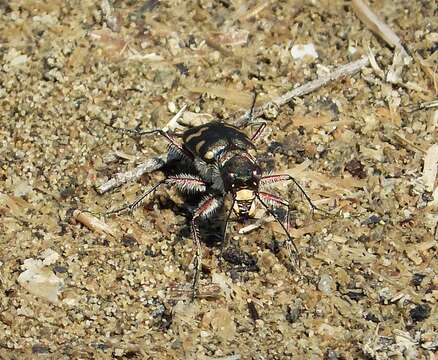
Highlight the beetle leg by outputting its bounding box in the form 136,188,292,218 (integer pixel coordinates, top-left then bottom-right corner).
247,90,258,122
105,175,207,215
105,180,166,215
258,191,291,231
166,174,207,193
242,91,268,143
135,129,193,160
219,196,236,266
250,121,267,142
190,218,202,300
190,195,223,299
260,174,325,214
255,192,300,268
100,120,193,160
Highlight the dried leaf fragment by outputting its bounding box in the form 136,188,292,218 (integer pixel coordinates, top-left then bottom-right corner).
208,29,249,47
0,192,30,215
18,253,64,305
387,48,409,84
422,144,438,193
180,111,214,128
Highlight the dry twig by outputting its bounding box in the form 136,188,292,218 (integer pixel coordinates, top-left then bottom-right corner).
405,100,438,113
72,209,118,237
235,1,271,22
96,155,166,194
234,56,370,127
351,0,409,59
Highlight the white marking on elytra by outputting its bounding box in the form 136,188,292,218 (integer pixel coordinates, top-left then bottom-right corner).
185,126,209,143
204,150,214,160
195,140,206,153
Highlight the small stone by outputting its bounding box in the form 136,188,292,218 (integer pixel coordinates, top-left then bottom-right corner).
410,304,431,323
411,273,426,287
114,348,124,356
247,300,259,321
18,257,64,304
121,235,137,247
318,274,334,294
13,180,33,196
168,101,177,113
41,249,60,266
286,305,301,323
32,344,49,354
326,349,339,360
345,159,367,179
290,43,318,60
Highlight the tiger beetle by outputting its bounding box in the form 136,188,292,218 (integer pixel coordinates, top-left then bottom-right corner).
104,96,319,298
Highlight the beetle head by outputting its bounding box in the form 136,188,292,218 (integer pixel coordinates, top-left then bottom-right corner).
221,155,261,192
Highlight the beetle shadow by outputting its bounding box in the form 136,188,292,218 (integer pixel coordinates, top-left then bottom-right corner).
158,156,260,272
157,156,225,246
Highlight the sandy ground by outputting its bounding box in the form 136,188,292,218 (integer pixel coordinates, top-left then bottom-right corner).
0,0,437,359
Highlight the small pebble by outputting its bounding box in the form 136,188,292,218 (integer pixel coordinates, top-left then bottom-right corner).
410,273,426,287
410,304,431,323
290,43,318,60
318,274,334,294
32,344,49,354
168,101,177,113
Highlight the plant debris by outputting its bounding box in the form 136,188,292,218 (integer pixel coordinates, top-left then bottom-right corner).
0,0,436,358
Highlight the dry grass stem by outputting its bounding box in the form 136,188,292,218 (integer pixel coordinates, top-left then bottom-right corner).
72,209,118,237
351,0,410,59
422,144,438,193
96,155,166,194
234,56,370,127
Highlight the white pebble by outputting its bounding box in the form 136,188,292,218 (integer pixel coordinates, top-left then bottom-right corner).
290,44,318,60
318,274,334,294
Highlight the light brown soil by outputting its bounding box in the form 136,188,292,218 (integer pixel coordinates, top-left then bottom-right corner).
0,0,436,359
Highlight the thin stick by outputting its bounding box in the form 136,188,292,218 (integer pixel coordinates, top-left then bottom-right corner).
162,104,187,132
351,0,409,58
95,155,166,194
405,100,438,113
236,0,271,22
72,209,118,237
234,56,370,127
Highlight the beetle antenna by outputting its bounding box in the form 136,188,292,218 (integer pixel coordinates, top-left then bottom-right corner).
249,91,258,123
220,195,236,261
